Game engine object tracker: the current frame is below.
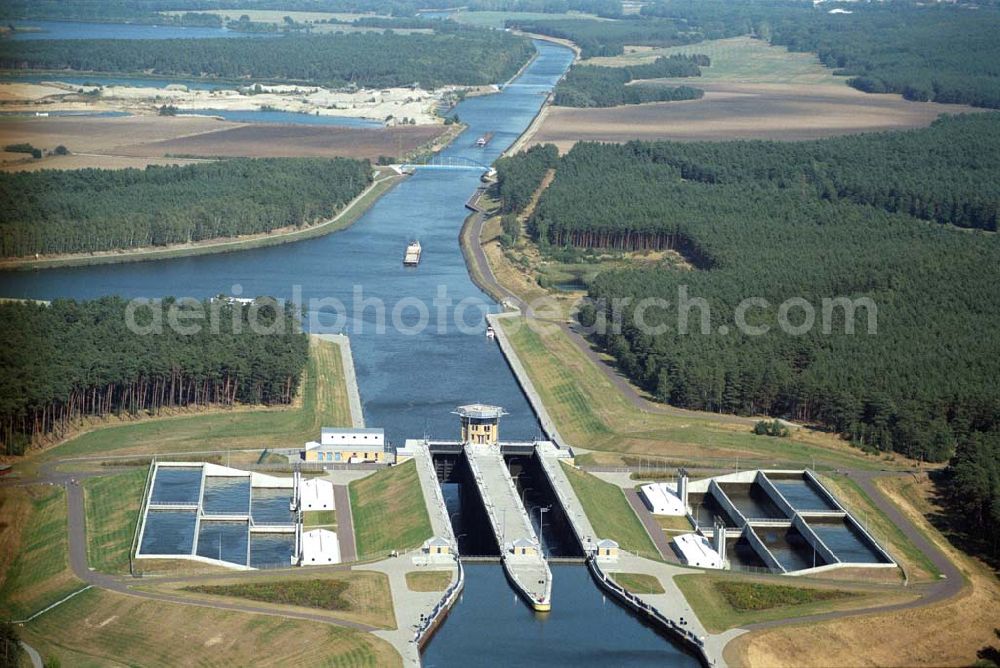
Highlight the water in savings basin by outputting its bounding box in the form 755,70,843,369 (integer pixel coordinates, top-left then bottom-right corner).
250,533,296,568
768,477,839,512
202,476,251,514
197,520,250,566
150,467,203,504
756,527,827,572
808,519,889,564
251,488,294,524
139,510,198,555
718,483,786,520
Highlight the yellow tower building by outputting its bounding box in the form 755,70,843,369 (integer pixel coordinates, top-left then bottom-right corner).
454,404,507,445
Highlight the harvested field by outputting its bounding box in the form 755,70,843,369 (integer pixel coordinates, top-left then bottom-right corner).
0,115,449,170
529,83,982,149
116,123,449,161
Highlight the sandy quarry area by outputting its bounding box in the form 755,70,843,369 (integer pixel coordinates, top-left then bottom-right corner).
0,79,497,125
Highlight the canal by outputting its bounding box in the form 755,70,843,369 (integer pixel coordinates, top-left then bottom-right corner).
0,39,699,666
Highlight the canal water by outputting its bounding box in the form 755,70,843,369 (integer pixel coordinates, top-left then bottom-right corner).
0,40,700,664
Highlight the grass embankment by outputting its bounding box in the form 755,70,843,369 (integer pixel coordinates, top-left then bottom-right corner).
182,572,395,629
675,574,862,633
304,509,337,529
0,484,80,620
83,467,146,573
20,587,400,667
499,316,896,472
41,335,351,460
820,473,940,581
3,172,403,272
655,515,694,532
610,572,665,594
405,571,453,592
560,461,659,559
349,460,432,559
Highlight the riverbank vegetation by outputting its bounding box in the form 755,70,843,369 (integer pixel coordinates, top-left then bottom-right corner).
553,55,705,107
349,461,432,559
0,297,308,455
498,114,1000,463
0,158,372,258
0,29,534,89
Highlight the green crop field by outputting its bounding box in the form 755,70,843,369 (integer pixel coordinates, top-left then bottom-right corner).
587,36,840,86
349,460,432,559
675,573,875,633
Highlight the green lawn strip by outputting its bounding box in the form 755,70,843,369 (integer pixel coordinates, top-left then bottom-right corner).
349,460,432,559
675,574,861,633
0,485,81,619
41,336,348,460
610,572,665,594
83,468,146,573
184,579,350,610
303,509,337,529
498,317,887,472
405,571,452,592
20,586,401,667
560,461,659,559
820,474,941,580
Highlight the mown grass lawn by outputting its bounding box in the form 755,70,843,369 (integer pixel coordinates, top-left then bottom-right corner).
560,462,659,559
22,587,400,667
83,467,147,573
405,571,453,592
349,460,432,559
610,572,665,594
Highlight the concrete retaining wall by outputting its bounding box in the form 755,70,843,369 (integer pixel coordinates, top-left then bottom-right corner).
792,514,840,567
743,526,786,574
586,557,711,668
755,472,797,520
487,313,567,448
708,480,748,527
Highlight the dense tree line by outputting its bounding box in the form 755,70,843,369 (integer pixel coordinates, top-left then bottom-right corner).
507,17,700,57
942,430,1000,561
499,113,1000,463
495,143,559,213
0,158,373,257
553,55,705,107
0,297,308,454
0,29,534,89
643,0,1000,109
0,0,624,21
